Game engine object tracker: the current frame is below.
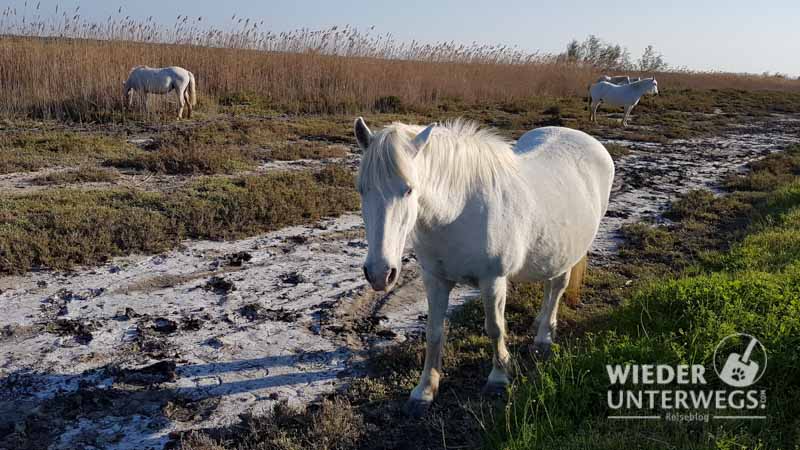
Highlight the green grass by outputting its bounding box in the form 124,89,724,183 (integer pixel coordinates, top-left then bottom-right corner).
31,166,120,185
0,166,358,274
1,117,357,177
0,131,136,174
113,115,357,172
603,144,631,159
105,144,253,175
181,398,365,450
485,152,800,450
268,141,350,161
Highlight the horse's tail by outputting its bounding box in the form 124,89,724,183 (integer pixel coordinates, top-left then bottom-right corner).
188,71,197,106
564,254,587,306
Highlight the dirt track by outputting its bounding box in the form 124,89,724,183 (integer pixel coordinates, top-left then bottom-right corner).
1,115,799,449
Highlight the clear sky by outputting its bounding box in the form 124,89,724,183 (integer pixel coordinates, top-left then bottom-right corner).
12,0,800,76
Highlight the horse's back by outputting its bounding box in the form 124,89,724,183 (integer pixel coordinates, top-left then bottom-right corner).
129,66,190,78
515,126,611,167
515,126,614,212
166,66,191,76
155,66,191,80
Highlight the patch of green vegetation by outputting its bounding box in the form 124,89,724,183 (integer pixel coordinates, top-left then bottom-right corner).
105,144,253,175
269,141,350,161
180,398,365,450
0,131,136,174
603,143,630,159
374,95,405,114
104,118,358,174
724,145,800,192
0,166,358,274
217,91,273,112
31,167,120,185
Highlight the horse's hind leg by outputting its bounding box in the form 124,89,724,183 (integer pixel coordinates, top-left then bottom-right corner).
591,101,601,122
480,276,511,395
184,88,193,118
532,271,570,359
175,88,185,119
406,271,453,418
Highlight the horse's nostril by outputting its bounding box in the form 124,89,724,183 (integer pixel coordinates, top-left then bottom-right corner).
387,267,398,285
362,266,370,283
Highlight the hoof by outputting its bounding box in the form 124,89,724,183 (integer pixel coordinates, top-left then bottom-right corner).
530,342,552,361
403,398,432,418
481,382,508,399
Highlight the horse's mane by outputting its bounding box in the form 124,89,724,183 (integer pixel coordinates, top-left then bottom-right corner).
358,119,518,209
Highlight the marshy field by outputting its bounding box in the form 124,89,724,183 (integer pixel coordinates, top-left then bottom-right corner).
1,13,800,450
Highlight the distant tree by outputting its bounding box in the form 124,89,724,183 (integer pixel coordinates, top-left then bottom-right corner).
638,45,668,71
566,39,581,62
562,37,669,73
561,35,632,71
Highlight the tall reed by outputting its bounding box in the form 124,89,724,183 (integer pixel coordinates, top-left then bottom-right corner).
0,5,798,120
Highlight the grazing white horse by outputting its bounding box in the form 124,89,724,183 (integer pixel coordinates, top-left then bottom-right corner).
124,66,197,119
589,78,658,126
354,118,614,416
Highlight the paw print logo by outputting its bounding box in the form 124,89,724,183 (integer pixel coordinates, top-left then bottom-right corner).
714,334,767,388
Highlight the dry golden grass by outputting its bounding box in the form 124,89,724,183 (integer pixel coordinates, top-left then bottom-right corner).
0,36,595,120
1,23,798,122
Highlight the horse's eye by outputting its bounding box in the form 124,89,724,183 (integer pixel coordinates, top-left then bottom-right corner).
404,187,413,197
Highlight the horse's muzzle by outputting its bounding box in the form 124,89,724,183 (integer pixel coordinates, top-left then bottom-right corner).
363,265,398,291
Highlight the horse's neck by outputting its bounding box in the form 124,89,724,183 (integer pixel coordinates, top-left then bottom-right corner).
630,82,650,94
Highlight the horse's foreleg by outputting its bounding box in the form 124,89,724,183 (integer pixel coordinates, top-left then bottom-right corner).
591,101,601,122
533,271,570,359
406,271,453,417
480,276,510,395
623,105,634,127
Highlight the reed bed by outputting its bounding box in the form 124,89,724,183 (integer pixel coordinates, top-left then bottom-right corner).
1,5,799,121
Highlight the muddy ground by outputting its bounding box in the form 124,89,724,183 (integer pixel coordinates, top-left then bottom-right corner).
1,114,799,449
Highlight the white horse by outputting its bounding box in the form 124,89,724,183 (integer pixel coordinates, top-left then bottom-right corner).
124,66,197,119
354,118,614,416
589,78,659,126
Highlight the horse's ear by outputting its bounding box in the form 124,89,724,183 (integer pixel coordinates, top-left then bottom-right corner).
410,123,436,158
354,117,373,150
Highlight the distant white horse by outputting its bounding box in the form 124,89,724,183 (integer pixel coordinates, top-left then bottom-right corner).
589,78,659,126
354,118,614,416
124,66,197,119
597,75,642,85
